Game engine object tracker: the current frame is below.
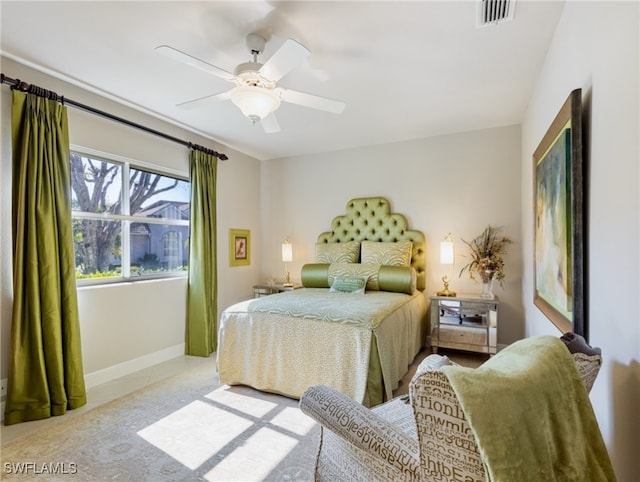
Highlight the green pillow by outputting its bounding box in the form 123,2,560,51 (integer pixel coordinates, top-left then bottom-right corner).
378,265,417,294
301,263,331,288
329,275,368,294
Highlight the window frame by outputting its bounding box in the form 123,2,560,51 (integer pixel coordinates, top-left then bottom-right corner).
70,146,190,286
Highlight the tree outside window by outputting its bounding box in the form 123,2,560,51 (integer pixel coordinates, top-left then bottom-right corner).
71,152,190,283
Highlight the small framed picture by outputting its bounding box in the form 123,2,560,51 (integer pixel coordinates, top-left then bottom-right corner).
229,229,250,266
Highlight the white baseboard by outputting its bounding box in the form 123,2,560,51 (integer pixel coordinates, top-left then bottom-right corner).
84,343,185,390
0,344,185,424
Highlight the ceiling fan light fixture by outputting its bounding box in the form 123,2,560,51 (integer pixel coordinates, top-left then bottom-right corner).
230,85,281,124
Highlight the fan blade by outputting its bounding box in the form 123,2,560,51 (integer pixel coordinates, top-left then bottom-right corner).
261,112,280,133
259,38,310,82
280,88,346,114
155,45,235,82
176,91,231,109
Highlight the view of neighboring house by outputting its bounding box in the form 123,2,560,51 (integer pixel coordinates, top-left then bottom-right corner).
131,201,190,271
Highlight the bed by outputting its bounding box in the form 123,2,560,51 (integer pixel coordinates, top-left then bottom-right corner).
216,197,427,406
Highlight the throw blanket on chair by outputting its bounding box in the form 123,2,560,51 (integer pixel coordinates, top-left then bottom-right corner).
442,335,616,482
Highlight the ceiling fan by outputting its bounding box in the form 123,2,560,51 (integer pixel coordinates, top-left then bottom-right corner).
156,33,346,133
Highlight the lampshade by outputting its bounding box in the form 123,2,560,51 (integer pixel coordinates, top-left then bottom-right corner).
440,235,455,265
230,85,281,123
281,241,293,263
437,233,456,297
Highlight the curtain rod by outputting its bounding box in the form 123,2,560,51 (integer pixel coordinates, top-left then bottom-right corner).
0,73,228,161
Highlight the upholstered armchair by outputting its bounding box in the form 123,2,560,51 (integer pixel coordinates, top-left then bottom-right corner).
299,334,612,482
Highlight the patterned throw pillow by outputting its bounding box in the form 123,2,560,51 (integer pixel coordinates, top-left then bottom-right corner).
361,240,413,267
316,241,360,264
329,275,369,294
328,263,381,291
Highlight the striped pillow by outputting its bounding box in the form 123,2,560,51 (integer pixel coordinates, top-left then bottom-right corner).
316,241,360,263
361,240,412,267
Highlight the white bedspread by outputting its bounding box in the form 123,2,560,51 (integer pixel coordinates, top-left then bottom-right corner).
217,288,426,404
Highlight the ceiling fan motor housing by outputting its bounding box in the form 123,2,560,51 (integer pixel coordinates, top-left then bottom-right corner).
235,62,262,80
235,63,276,90
245,33,266,54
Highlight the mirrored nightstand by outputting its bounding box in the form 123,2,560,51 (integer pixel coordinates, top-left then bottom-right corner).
253,283,301,298
429,294,499,355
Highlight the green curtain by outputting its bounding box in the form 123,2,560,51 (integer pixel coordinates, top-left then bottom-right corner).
186,149,218,356
5,90,86,425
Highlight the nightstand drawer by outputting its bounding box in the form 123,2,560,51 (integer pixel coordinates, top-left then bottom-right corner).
439,325,487,345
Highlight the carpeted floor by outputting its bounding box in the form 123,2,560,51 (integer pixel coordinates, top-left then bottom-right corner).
1,361,320,481
0,348,486,481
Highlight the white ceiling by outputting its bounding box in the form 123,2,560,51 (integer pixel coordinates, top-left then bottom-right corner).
0,1,565,161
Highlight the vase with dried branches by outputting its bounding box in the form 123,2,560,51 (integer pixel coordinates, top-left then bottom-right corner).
459,225,512,298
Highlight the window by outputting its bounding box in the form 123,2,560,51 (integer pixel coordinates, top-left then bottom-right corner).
71,151,190,283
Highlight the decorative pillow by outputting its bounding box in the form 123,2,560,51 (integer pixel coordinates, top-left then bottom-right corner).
329,275,369,294
302,263,417,295
378,265,417,294
316,241,360,264
331,263,417,294
328,263,381,291
301,263,331,288
361,240,412,267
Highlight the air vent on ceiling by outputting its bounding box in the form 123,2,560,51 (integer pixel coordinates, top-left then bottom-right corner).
477,0,516,28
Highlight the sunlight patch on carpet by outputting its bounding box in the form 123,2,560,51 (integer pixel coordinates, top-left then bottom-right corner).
270,406,316,436
203,427,299,481
137,400,252,470
205,385,277,417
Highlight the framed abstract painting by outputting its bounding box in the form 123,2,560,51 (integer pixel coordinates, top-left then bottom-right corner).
533,89,586,339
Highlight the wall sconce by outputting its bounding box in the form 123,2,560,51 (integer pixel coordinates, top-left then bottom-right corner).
437,233,456,297
281,237,293,287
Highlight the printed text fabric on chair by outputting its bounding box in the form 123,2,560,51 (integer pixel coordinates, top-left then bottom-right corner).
5,90,86,425
185,149,218,356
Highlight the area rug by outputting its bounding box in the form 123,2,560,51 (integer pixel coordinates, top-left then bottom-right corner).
1,362,320,481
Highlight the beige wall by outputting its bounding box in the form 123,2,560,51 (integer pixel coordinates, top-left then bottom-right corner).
520,2,639,479
0,57,263,386
260,125,524,346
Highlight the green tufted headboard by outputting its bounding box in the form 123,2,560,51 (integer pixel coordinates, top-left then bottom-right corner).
317,197,426,291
